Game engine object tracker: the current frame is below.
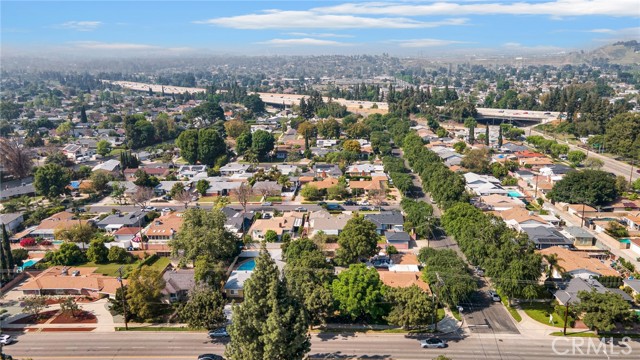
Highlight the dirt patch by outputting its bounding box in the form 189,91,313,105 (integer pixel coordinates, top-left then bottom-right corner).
50,310,97,324
10,310,58,324
40,327,95,332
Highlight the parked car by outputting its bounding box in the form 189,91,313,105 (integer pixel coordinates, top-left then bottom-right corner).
197,354,224,360
317,201,327,206
162,195,172,201
161,207,174,212
294,207,307,212
420,337,446,348
326,203,343,211
359,206,371,211
261,202,272,206
0,334,15,345
208,328,229,338
343,200,356,206
488,290,501,302
144,206,157,211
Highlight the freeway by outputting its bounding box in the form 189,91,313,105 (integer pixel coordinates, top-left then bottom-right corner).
527,128,639,182
3,331,638,360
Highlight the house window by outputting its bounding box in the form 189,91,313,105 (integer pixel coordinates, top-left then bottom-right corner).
229,289,238,295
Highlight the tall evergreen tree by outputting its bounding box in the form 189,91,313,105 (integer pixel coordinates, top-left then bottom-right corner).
485,125,490,146
1,224,15,280
226,245,310,360
498,125,503,148
80,105,88,123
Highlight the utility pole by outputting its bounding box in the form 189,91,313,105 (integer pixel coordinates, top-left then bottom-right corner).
433,272,445,332
629,159,634,185
116,266,129,330
563,295,572,336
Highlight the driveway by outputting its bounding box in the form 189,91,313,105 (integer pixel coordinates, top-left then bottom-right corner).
460,280,520,335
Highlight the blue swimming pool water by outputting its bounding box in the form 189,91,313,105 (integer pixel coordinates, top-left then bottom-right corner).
20,258,40,270
237,259,256,271
620,238,631,245
507,190,524,198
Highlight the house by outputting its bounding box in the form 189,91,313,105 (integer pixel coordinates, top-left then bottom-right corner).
306,177,340,190
521,225,572,249
464,173,506,196
500,208,549,231
0,183,36,200
630,238,640,257
124,166,170,180
478,194,525,212
252,181,282,197
221,207,254,235
274,164,299,176
553,277,632,305
154,181,189,196
144,212,183,242
378,271,430,293
108,181,139,196
205,180,242,197
274,145,292,159
96,210,147,231
384,230,411,250
0,212,24,233
519,157,554,168
29,211,91,240
623,212,640,231
539,164,574,177
162,269,196,303
177,165,208,179
538,246,619,279
349,176,387,195
307,211,352,237
113,226,142,242
92,159,121,173
316,139,339,148
561,226,597,248
345,164,385,177
501,142,529,152
513,170,536,182
567,204,597,218
249,212,304,240
313,164,342,178
219,163,250,176
62,144,83,160
19,266,125,299
224,270,252,298
623,278,640,298
365,211,404,235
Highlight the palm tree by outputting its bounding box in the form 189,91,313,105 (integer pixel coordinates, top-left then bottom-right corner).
543,253,566,279
19,196,33,212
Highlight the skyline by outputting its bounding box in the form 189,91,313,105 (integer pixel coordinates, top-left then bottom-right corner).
1,0,639,57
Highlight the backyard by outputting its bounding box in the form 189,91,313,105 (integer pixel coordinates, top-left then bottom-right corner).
80,256,170,277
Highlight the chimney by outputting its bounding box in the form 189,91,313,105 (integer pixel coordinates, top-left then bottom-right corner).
61,267,69,275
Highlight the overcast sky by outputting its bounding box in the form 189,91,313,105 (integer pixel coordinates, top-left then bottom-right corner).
2,0,639,56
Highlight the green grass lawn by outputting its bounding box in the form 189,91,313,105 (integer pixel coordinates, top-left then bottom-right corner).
266,196,282,202
80,257,170,277
521,302,566,328
550,331,596,337
497,290,522,322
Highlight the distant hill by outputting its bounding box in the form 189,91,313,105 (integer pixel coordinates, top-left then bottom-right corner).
565,40,640,66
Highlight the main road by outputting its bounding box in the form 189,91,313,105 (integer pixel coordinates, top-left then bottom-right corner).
3,331,637,359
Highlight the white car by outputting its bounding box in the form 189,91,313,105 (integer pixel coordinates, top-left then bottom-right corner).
0,334,15,345
488,290,501,302
420,338,446,348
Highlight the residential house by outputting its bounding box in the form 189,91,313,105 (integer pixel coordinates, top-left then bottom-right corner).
144,212,183,242
0,183,36,201
519,157,554,168
252,181,282,197
162,269,196,303
561,226,597,248
313,164,342,178
500,208,549,231
107,181,139,197
219,163,250,176
224,270,252,298
513,170,536,182
177,165,208,179
464,173,506,196
306,177,339,190
623,212,640,231
249,212,304,241
478,194,525,212
539,164,574,178
96,210,147,231
307,211,352,237
154,181,189,196
345,164,385,177
553,277,632,305
204,180,242,197
124,166,170,181
538,246,619,279
348,176,387,195
62,144,84,160
630,238,640,257
28,211,90,240
316,139,339,148
567,204,597,218
274,164,298,176
113,226,142,242
19,266,125,299
501,142,529,153
623,278,640,298
431,146,463,167
384,230,411,250
0,212,24,233
521,225,572,249
365,211,404,235
221,207,254,235
92,159,121,173
274,145,292,159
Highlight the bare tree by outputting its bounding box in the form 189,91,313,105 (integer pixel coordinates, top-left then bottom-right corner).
130,186,154,209
368,188,386,210
174,190,193,209
233,183,253,215
0,138,34,179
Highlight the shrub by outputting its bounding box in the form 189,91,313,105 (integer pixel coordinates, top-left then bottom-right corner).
20,238,37,247
11,248,29,266
39,240,52,246
108,246,133,264
386,245,399,255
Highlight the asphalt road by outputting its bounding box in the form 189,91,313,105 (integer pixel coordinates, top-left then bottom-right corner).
4,331,638,360
87,203,397,214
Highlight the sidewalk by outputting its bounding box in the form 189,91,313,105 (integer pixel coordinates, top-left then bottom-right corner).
513,307,561,338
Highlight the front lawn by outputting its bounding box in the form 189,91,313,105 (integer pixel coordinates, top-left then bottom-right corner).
521,302,568,328
80,256,170,277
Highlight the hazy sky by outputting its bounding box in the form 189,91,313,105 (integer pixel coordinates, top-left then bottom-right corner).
1,0,639,56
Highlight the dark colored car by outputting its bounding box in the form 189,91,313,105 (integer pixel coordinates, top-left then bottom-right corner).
197,354,224,360
343,200,356,206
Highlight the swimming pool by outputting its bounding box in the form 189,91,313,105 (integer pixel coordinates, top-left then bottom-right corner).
237,259,256,271
620,238,631,245
20,258,41,270
507,190,524,198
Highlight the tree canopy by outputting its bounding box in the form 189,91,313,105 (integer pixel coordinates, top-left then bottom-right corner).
331,263,387,321
335,216,379,266
548,170,618,206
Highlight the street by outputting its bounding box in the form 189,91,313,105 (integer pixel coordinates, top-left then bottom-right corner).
3,331,638,359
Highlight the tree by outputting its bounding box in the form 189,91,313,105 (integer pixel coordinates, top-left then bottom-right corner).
604,112,640,158
1,224,15,280
327,184,348,200
484,125,490,146
56,121,73,137
80,105,88,123
21,295,47,319
196,179,210,196
233,183,253,217
335,216,379,266
198,128,226,166
108,246,132,264
584,157,604,170
174,190,193,209
576,290,631,332
331,263,387,321
34,163,70,200
226,245,310,360
111,183,127,205
251,130,275,160
264,230,278,243
550,143,570,159
235,131,252,155
453,141,466,154
300,185,323,201
318,118,341,139
134,170,159,188
90,171,111,194
420,248,477,307
54,223,97,250
96,139,112,156
342,139,361,153
59,296,81,317
45,150,71,167
461,148,490,173
497,125,503,148
44,242,86,266
548,170,618,206
567,150,587,166
464,117,477,144
169,182,186,198
224,119,249,139
130,186,154,209
386,285,434,329
176,129,199,164
86,239,109,264
179,284,226,329
0,138,34,179
542,253,565,279
194,256,227,289
615,175,629,193
126,267,166,321
171,208,240,264
242,93,266,114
